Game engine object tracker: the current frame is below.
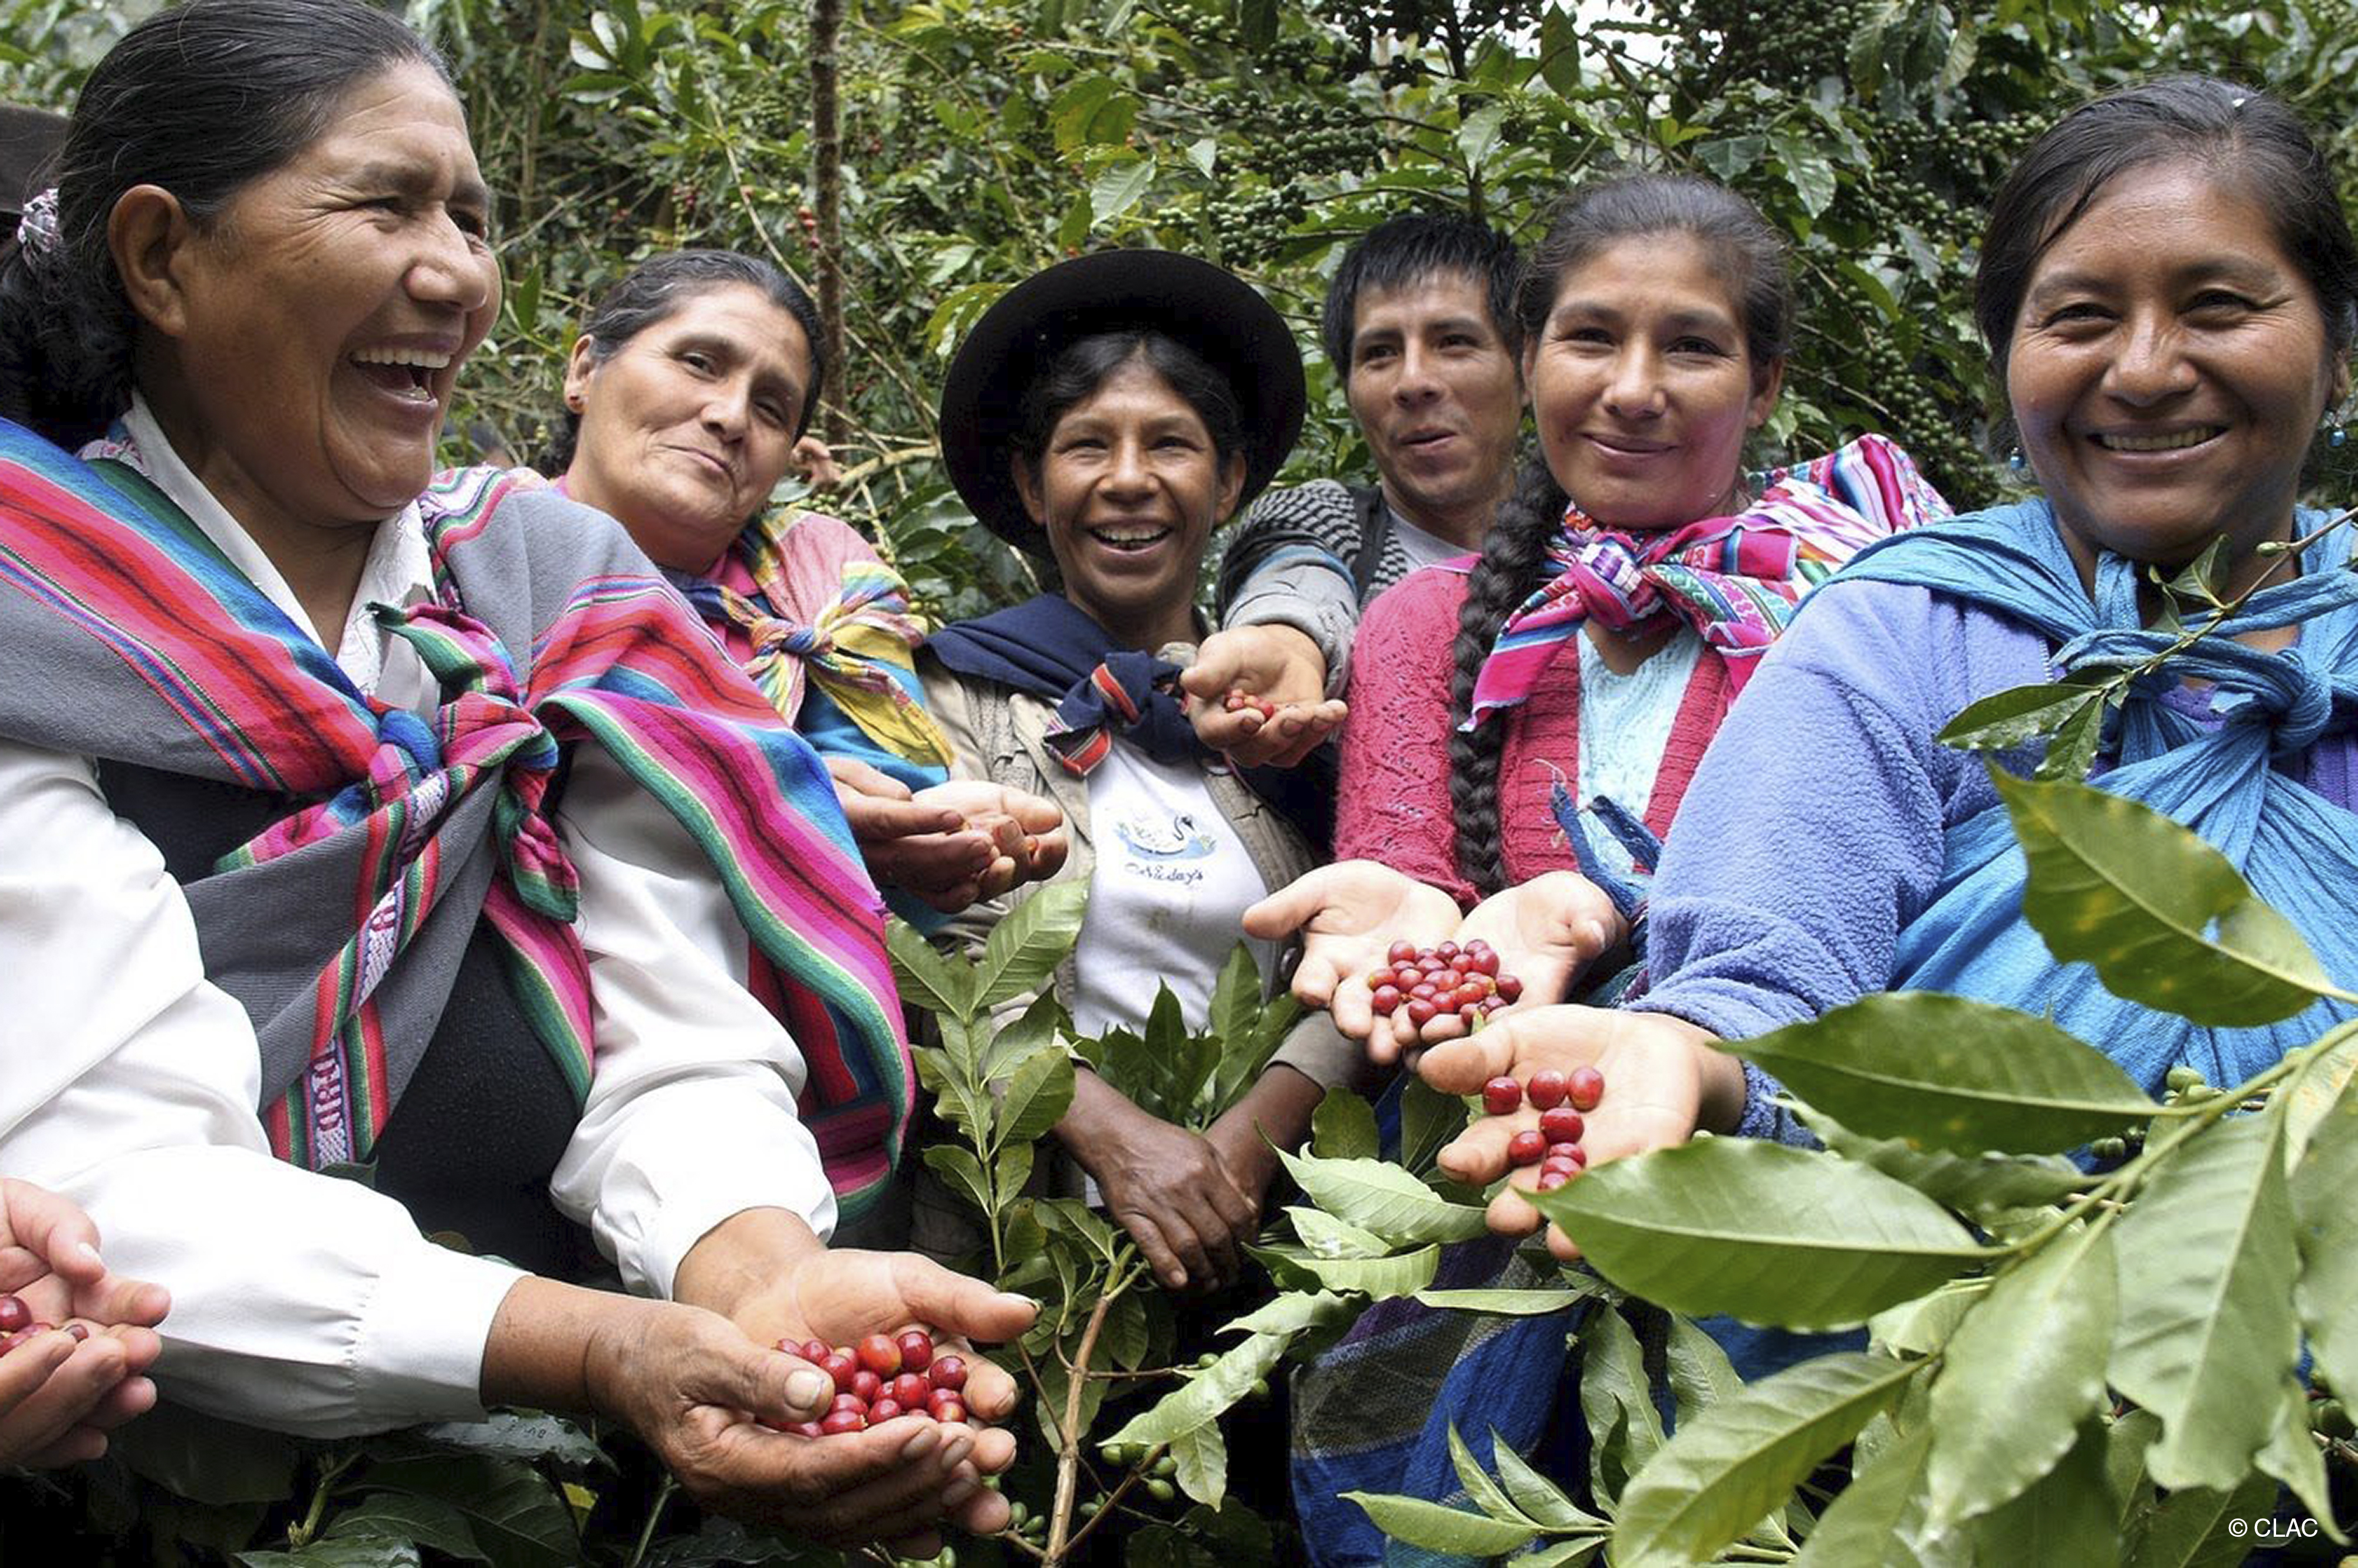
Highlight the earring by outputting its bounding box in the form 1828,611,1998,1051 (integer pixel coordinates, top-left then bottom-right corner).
2331,421,2349,450
2006,449,2027,473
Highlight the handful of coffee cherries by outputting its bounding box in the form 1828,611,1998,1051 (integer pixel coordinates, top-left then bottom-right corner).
0,1293,87,1355
1365,940,1523,1029
1476,1066,1605,1191
768,1329,973,1437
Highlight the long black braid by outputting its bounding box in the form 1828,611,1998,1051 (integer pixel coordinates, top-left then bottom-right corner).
1445,174,1794,895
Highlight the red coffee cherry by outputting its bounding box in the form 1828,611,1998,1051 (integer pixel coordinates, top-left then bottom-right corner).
1507,1129,1547,1166
1371,985,1402,1015
890,1372,931,1408
798,1338,831,1364
1481,1077,1523,1116
1407,999,1438,1027
1567,1066,1606,1112
931,1396,969,1425
1387,940,1418,966
897,1330,934,1372
1537,1168,1575,1191
1526,1070,1567,1110
851,1369,882,1402
821,1351,860,1393
789,1420,826,1438
1496,974,1523,1004
856,1333,903,1378
0,1296,28,1335
820,1408,868,1435
869,1398,904,1423
928,1355,969,1391
1537,1106,1585,1143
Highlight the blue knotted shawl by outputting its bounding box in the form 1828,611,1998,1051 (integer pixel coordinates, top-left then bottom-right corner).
1836,499,2358,1093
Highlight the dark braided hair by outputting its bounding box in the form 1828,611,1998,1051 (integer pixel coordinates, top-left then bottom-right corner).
1444,175,1793,895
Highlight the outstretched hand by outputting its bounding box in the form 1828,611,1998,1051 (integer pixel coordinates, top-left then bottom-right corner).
829,760,1068,913
1418,1007,1737,1258
1374,872,1626,1062
1181,625,1347,769
1244,861,1461,1040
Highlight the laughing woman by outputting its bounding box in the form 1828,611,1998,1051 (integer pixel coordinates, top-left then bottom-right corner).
551,251,1065,920
0,2,1029,1548
917,251,1366,1295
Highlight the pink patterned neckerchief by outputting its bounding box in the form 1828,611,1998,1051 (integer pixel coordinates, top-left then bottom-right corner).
1461,433,1949,732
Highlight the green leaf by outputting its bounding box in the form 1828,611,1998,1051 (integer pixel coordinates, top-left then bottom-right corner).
1734,993,2156,1153
1581,1306,1663,1502
1310,1086,1380,1161
980,990,1067,1081
2293,1069,2358,1399
1206,943,1263,1056
1869,1275,1988,1358
1088,156,1154,227
1937,681,2102,753
1445,1424,1540,1529
1789,1422,1942,1567
994,1137,1034,1197
1612,1352,1922,1568
921,1144,994,1220
353,1456,577,1568
2126,1471,2278,1568
324,1494,487,1560
1105,1331,1290,1448
2281,1020,2358,1168
1961,1415,2118,1567
2254,1376,2343,1543
1456,103,1507,165
1274,1148,1488,1245
1696,133,1767,178
2036,691,2110,783
1399,1076,1468,1177
1532,1139,1988,1330
1995,767,2339,1026
1288,1205,1391,1260
1925,1221,2116,1528
2110,1111,2300,1490
411,1414,607,1470
1665,1314,1744,1427
1412,1287,1580,1317
976,881,1088,1010
1342,1491,1536,1556
1289,1243,1440,1298
1170,1419,1228,1509
238,1543,421,1568
886,918,974,1019
1218,1290,1351,1338
1491,1438,1609,1531
993,1046,1074,1149
1775,138,1839,216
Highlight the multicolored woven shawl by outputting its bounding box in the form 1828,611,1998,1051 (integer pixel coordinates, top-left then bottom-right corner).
0,419,911,1213
681,507,954,767
1463,433,1948,730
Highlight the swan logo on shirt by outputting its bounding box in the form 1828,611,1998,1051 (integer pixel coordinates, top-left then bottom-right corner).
1114,812,1217,861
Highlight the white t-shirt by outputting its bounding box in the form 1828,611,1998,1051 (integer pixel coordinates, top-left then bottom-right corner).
1070,742,1278,1039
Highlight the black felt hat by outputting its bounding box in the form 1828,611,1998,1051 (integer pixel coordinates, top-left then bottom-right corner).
937,249,1306,556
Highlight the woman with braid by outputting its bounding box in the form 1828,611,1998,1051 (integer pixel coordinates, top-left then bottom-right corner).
1256,174,1949,1564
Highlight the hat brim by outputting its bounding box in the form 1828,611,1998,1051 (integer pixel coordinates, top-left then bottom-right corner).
937,250,1307,556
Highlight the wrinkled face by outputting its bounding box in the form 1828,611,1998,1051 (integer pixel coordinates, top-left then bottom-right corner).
1344,272,1523,535
563,284,812,571
141,62,500,534
1015,356,1244,646
2006,160,2349,589
1524,234,1780,532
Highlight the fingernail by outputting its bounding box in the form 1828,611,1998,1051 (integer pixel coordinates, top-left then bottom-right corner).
77,1243,103,1265
939,1434,974,1470
901,1426,941,1461
784,1368,832,1412
995,1291,1037,1310
942,1478,978,1507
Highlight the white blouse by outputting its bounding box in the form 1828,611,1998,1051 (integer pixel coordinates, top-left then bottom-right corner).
0,401,835,1435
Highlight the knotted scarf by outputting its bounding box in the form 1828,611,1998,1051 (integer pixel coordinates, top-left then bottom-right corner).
679,508,954,767
0,420,913,1211
1464,434,1947,730
926,594,1203,776
1840,499,2358,1095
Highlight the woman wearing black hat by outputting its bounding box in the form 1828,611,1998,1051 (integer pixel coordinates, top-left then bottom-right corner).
919,251,1365,1294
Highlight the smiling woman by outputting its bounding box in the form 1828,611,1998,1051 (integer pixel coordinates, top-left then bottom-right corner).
0,2,1039,1550
914,251,1368,1297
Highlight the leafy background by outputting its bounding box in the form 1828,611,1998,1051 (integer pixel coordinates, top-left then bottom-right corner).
9,0,2358,620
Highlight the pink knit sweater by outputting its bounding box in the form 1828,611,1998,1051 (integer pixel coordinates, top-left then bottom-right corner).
1335,565,1733,907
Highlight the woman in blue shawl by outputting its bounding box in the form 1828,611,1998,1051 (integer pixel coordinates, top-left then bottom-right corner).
1419,75,2358,1258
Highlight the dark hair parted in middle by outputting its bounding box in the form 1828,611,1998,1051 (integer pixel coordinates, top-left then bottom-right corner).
545,248,826,472
1444,174,1793,897
1012,330,1247,483
0,0,446,448
1976,75,2358,393
1320,212,1523,372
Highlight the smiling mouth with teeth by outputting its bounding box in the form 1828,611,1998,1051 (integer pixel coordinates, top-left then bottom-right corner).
350,345,453,403
1089,525,1173,551
2094,427,2224,453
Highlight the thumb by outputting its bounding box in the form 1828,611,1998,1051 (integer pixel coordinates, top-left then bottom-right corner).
887,1257,1038,1345
1,1181,106,1289
716,1340,836,1425
1178,641,1243,699
1000,788,1065,834
1242,867,1335,941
